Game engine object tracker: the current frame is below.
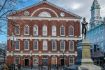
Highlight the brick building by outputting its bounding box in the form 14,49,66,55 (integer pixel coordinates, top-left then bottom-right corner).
7,0,81,67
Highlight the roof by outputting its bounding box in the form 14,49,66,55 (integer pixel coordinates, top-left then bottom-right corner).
9,1,81,19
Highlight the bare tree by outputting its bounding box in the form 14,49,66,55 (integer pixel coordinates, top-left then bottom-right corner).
0,0,19,34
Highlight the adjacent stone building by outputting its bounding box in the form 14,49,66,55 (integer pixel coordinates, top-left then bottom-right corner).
87,0,105,52
7,0,81,67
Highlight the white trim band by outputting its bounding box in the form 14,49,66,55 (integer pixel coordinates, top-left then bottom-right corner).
8,36,82,40
8,16,80,21
7,52,77,56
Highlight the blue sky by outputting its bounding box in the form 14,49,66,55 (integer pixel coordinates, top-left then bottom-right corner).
0,0,105,43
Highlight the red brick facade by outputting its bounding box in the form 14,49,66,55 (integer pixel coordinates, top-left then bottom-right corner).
7,1,81,67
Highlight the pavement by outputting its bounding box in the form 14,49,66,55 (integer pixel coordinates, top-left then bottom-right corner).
21,66,64,70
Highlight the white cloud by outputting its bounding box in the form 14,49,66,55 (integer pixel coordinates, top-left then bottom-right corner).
70,2,83,10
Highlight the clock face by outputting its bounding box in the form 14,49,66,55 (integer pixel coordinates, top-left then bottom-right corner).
24,11,30,16
60,12,65,17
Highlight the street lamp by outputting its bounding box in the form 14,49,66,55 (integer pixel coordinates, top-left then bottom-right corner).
30,50,33,69
62,50,65,70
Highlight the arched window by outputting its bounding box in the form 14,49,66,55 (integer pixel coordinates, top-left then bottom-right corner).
33,40,38,50
24,40,29,50
24,25,29,35
60,40,65,51
43,40,48,51
15,40,20,50
38,11,51,17
60,25,65,36
52,25,56,36
69,26,74,36
14,25,20,35
42,25,47,36
52,40,57,51
33,25,38,36
69,41,74,51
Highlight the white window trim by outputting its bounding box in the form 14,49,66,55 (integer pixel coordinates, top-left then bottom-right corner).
60,25,65,36
15,40,20,51
43,40,48,51
33,40,38,51
52,25,57,36
60,40,65,51
24,25,30,35
69,56,74,65
33,25,38,36
52,40,57,51
42,25,47,36
24,40,29,50
69,41,74,51
69,26,74,36
15,25,20,35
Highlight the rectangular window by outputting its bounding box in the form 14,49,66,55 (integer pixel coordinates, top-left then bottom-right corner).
69,41,74,51
15,40,20,50
43,25,47,36
60,40,65,51
24,40,29,50
24,25,29,35
69,57,74,65
52,40,57,51
33,40,38,50
43,40,48,51
60,26,65,36
15,25,20,35
33,25,38,36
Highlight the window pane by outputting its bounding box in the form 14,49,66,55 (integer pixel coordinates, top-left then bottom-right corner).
69,57,74,64
15,40,19,49
52,26,56,36
33,40,38,50
33,25,38,36
15,25,19,34
60,41,65,51
43,40,48,50
60,26,65,36
24,25,29,35
24,40,29,50
69,41,74,51
43,25,47,36
69,26,74,36
52,40,57,51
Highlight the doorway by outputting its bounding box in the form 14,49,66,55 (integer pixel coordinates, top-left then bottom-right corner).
24,59,29,66
61,58,64,66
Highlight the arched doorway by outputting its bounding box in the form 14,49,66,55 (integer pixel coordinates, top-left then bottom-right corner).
51,56,57,65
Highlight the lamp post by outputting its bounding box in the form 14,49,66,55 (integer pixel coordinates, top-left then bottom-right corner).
30,51,33,69
62,50,65,70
